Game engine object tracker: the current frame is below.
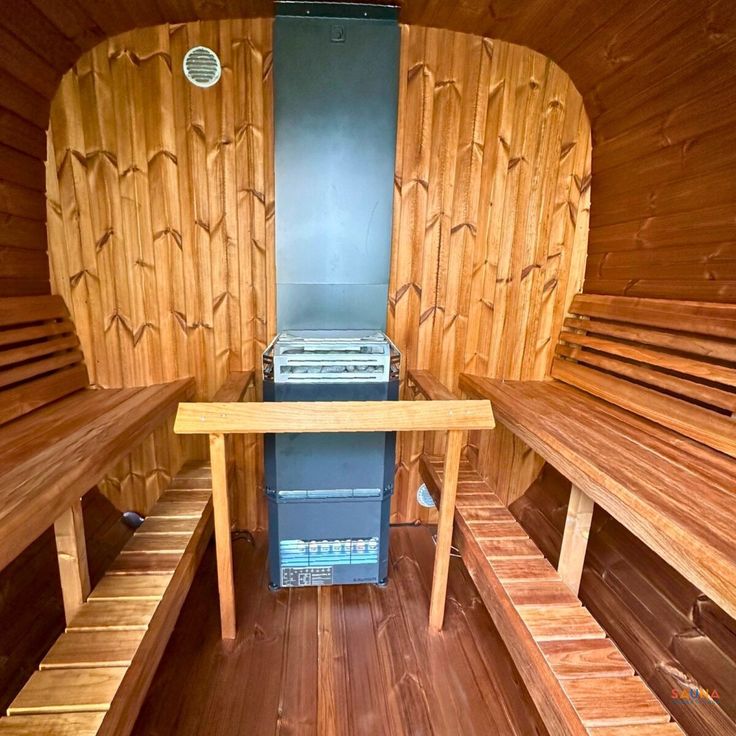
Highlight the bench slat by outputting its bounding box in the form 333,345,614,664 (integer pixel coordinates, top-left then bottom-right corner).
539,639,634,680
563,317,735,361
0,296,89,427
41,631,146,669
517,605,606,641
558,331,736,387
7,667,128,715
0,364,89,425
107,553,183,575
0,713,105,734
0,295,69,327
555,343,736,412
551,359,736,458
123,533,193,553
0,318,76,348
563,677,671,728
505,581,582,607
569,294,736,339
88,575,172,601
134,516,201,535
65,601,158,632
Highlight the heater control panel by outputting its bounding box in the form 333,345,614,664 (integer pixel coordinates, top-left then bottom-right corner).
279,537,380,587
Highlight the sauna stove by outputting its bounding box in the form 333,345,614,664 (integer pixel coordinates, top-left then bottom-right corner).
263,331,400,588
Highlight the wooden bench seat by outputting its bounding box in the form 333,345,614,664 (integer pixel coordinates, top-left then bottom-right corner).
459,293,736,623
459,375,736,621
0,462,213,736
419,454,685,736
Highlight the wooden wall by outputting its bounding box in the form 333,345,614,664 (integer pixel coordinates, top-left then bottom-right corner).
47,19,274,525
400,0,736,303
388,27,590,519
47,23,590,524
1,0,735,300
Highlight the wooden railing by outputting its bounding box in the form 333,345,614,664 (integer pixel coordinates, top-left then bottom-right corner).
174,399,494,639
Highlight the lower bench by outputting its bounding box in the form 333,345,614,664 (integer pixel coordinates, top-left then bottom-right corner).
419,454,685,736
0,461,213,736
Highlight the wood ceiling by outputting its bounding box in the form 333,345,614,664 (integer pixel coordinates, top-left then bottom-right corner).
0,0,734,300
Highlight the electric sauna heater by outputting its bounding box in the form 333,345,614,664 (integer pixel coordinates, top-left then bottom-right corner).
266,3,400,589
263,332,400,588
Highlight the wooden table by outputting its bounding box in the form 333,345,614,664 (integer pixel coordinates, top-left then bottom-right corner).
174,399,494,639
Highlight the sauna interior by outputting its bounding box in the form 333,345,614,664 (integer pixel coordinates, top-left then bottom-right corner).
0,0,735,734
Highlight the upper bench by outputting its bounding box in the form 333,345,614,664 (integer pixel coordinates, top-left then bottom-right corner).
460,293,736,622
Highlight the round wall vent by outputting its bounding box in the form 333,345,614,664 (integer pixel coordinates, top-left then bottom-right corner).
416,483,436,509
183,46,222,88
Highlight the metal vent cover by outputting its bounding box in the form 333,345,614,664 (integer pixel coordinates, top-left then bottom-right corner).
183,46,221,88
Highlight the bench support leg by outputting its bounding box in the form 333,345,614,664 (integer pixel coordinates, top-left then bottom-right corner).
54,499,91,624
558,484,594,596
210,432,236,640
429,429,463,632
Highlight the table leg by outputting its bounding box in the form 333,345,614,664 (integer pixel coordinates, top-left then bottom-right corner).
210,432,236,639
429,429,463,631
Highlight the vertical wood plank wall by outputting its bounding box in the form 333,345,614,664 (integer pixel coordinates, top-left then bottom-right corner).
46,20,275,525
46,23,590,524
1,0,735,300
388,27,591,520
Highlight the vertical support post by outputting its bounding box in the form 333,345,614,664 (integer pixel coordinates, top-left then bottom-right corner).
54,499,91,624
429,429,463,632
210,432,236,639
558,484,595,595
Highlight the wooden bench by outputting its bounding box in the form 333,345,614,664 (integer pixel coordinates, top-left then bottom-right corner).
0,294,196,623
419,454,684,736
0,461,213,736
410,369,686,735
459,294,736,622
0,357,255,736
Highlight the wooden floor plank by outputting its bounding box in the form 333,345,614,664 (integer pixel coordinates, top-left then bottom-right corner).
317,586,353,736
8,668,127,715
564,676,672,728
277,587,318,735
0,713,106,734
41,630,146,669
517,605,606,641
539,639,635,680
398,526,501,735
341,585,393,736
88,574,172,601
66,600,158,632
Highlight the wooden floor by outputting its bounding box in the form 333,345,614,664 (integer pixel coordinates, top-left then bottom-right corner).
132,525,547,736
